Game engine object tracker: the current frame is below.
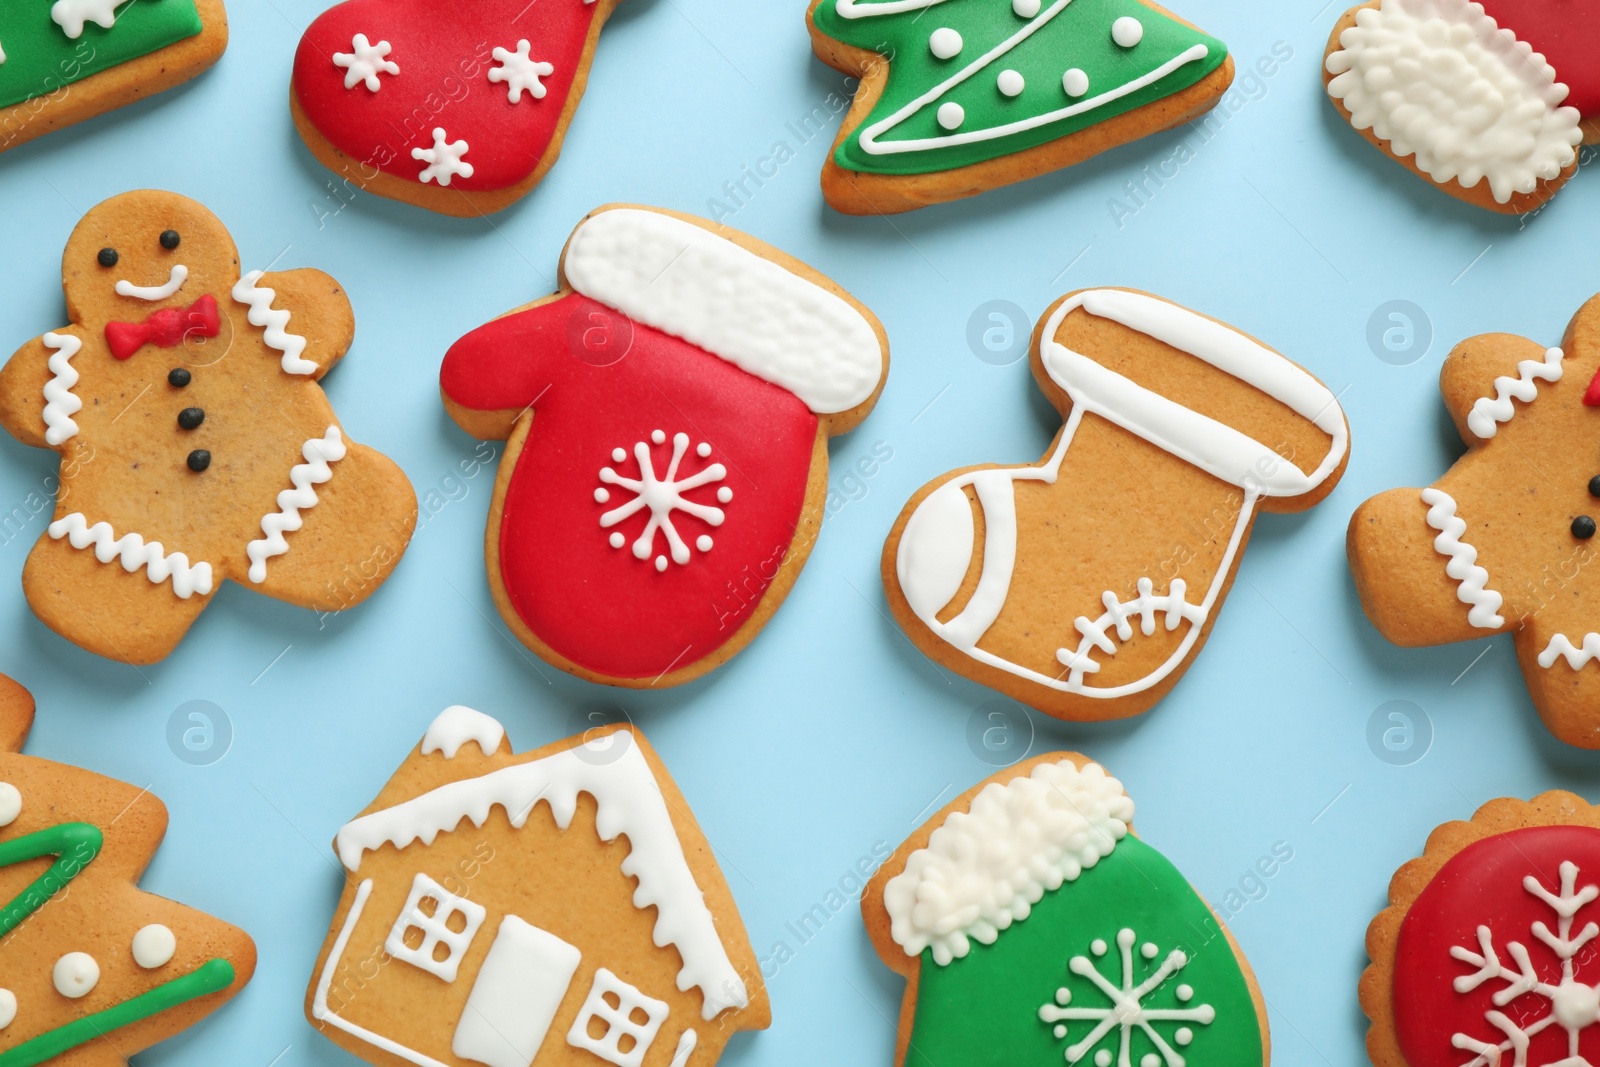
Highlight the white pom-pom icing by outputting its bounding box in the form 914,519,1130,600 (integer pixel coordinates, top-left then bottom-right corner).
1325,0,1582,204
884,759,1133,965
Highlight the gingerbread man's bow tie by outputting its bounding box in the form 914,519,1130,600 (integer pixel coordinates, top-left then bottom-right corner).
105,295,221,361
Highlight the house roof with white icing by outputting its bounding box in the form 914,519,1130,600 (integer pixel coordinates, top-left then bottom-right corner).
335,709,748,1020
884,759,1134,966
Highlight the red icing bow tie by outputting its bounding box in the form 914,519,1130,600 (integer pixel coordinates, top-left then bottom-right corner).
105,295,221,361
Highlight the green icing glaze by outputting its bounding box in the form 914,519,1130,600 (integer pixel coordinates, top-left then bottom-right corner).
0,822,102,938
0,958,235,1067
0,1,204,113
812,0,1227,176
902,836,1263,1066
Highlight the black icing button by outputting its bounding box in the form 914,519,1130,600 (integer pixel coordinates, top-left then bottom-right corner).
1575,516,1597,540
187,450,211,473
160,229,181,250
168,368,192,388
1590,475,1600,499
178,408,205,431
97,248,118,268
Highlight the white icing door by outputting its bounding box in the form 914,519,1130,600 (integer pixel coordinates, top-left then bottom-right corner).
452,915,581,1067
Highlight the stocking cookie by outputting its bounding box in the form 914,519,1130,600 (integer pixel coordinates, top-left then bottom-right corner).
1350,295,1600,747
1362,791,1600,1066
306,706,770,1067
292,0,623,216
807,0,1234,214
441,205,888,686
885,288,1349,722
1324,0,1585,213
0,190,418,665
866,753,1271,1066
0,673,256,1064
0,1,227,155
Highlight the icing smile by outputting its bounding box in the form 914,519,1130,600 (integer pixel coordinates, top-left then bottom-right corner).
115,263,188,301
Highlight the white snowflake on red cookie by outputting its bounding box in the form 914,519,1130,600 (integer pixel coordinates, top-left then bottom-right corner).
333,34,399,92
597,431,729,573
413,128,473,186
489,40,555,103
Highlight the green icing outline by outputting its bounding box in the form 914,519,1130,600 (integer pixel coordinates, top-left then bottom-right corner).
0,822,102,938
901,836,1264,1066
811,0,1227,176
0,1,204,113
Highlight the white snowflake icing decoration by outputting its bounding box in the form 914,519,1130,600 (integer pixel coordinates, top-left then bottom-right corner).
488,39,556,103
1450,860,1600,1066
1038,928,1216,1067
333,34,399,92
596,430,730,573
413,128,474,186
51,0,122,39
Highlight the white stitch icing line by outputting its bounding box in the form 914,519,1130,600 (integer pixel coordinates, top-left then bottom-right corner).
48,514,215,599
1466,347,1564,440
1055,577,1208,687
232,270,319,376
41,332,82,447
115,264,187,302
247,427,347,584
1420,487,1505,630
1539,633,1600,670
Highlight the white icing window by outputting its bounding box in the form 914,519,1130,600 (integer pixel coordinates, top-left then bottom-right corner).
384,873,487,984
566,967,669,1067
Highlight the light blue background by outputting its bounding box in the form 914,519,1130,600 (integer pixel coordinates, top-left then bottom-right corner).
1,1,1597,1064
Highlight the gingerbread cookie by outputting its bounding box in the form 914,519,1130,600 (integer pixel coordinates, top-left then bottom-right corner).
1362,791,1600,1066
1324,0,1585,214
291,0,623,216
441,204,889,687
1350,295,1600,748
865,753,1270,1066
0,673,256,1064
0,2,227,155
806,0,1234,214
0,190,418,665
884,288,1349,722
306,706,770,1067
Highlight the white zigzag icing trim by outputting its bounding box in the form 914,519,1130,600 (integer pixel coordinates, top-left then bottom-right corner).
232,270,319,376
41,332,82,447
247,427,347,584
1539,633,1600,670
48,514,214,599
1054,577,1208,688
1466,347,1564,440
1421,487,1505,629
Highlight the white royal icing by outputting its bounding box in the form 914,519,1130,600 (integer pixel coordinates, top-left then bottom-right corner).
884,759,1132,965
669,1030,698,1067
385,873,486,983
1038,927,1216,1059
51,0,123,39
246,427,347,585
132,924,176,969
0,782,19,828
41,332,82,447
1325,0,1583,204
413,128,474,186
53,952,99,998
453,917,581,1067
600,431,727,572
1466,347,1564,440
1539,633,1600,671
1054,577,1207,688
0,988,13,1030
564,208,883,415
232,270,319,376
420,705,506,759
334,34,400,92
115,264,187,302
1421,487,1506,630
48,513,215,599
566,968,668,1067
333,728,748,1020
488,40,554,103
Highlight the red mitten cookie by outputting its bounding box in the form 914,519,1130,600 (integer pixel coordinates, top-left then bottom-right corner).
0,190,418,665
1349,295,1600,747
441,204,889,686
1363,792,1600,1066
292,0,621,216
0,673,256,1064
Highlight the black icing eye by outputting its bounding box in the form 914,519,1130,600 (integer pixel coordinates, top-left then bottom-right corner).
159,230,180,250
168,368,192,388
187,450,211,473
1574,516,1597,540
97,248,118,268
1589,475,1600,499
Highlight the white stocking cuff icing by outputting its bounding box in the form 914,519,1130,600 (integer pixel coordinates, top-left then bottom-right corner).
41,332,83,446
48,514,215,599
247,427,347,584
1466,347,1564,440
1420,487,1505,630
232,271,319,376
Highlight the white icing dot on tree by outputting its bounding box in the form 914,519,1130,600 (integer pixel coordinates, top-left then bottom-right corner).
53,953,99,998
0,782,19,827
1112,15,1144,48
1176,1027,1194,1046
1013,0,1041,15
1141,941,1158,959
132,924,177,969
1062,68,1089,97
1091,938,1107,956
937,102,965,130
1094,1051,1112,1067
929,27,963,60
997,69,1025,97
0,988,13,1029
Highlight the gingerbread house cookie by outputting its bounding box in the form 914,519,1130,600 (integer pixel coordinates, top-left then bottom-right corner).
0,190,419,665
441,204,889,687
865,753,1271,1066
0,672,256,1064
884,288,1349,722
306,706,769,1067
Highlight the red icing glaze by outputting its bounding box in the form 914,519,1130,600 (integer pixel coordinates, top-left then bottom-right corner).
105,295,221,360
1585,365,1600,406
1478,0,1600,118
441,294,820,679
1394,825,1600,1067
292,0,601,192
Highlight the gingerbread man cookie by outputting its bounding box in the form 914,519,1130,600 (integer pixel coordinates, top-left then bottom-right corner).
884,288,1349,722
0,190,418,665
0,672,257,1064
1350,294,1600,748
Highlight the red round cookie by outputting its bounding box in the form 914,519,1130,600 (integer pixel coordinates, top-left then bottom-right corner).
1478,0,1600,118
